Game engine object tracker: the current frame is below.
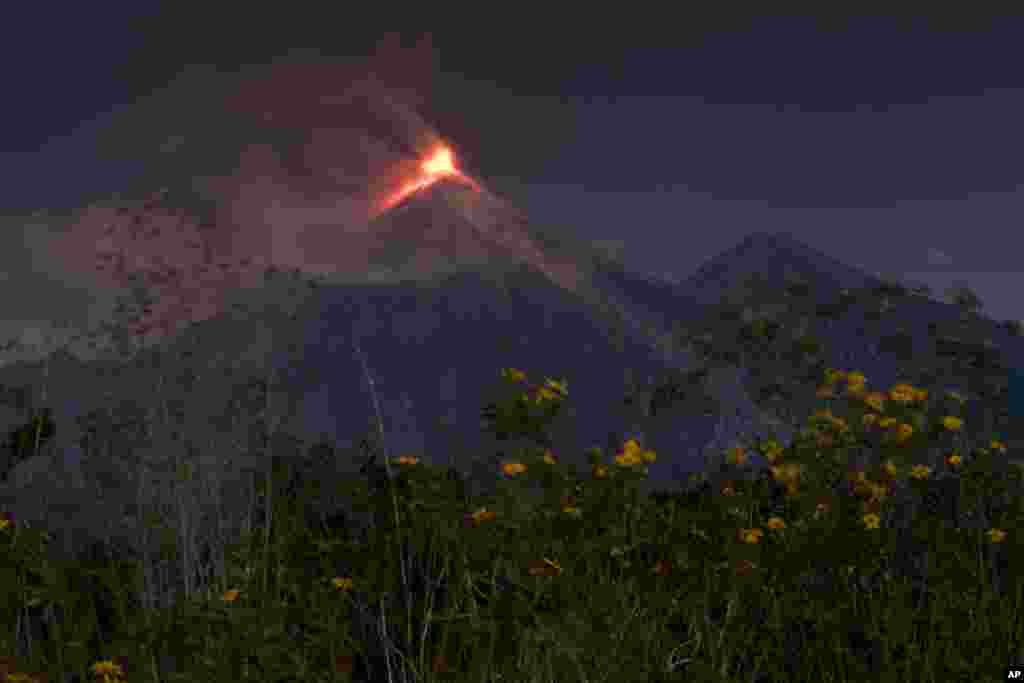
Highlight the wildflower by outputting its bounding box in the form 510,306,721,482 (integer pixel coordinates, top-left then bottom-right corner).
542,449,559,465
331,577,354,592
888,384,917,403
909,465,932,480
862,513,881,530
894,423,914,443
862,413,880,428
986,529,1008,544
824,368,847,384
991,440,1007,454
771,462,804,484
221,589,241,603
846,371,867,386
877,417,898,429
4,673,41,683
0,512,13,531
766,516,786,531
738,528,764,544
882,460,899,478
91,660,126,683
539,377,568,399
946,452,963,467
535,381,566,403
501,462,527,476
913,388,929,402
502,368,528,384
392,454,419,465
560,495,582,517
863,391,886,413
466,509,498,527
592,464,610,479
615,449,644,467
942,416,963,431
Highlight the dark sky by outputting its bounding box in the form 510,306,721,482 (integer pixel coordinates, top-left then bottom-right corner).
3,9,1024,359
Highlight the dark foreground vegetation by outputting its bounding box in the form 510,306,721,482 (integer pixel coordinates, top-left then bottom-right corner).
0,265,1021,682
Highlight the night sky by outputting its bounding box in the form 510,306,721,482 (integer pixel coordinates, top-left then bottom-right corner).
3,9,1024,360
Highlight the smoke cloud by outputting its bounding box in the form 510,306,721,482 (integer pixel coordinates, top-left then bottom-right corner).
33,37,500,348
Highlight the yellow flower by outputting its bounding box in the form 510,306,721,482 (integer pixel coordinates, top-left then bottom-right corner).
863,392,886,412
946,453,963,466
888,384,917,403
467,508,498,527
862,413,880,428
91,660,127,683
615,450,643,467
986,528,1008,544
739,528,764,544
544,377,568,396
770,462,804,483
942,416,963,431
894,423,914,443
824,368,847,384
862,513,881,530
882,460,899,477
501,462,527,476
991,440,1007,454
332,577,354,591
910,465,932,480
535,384,562,402
846,371,866,385
502,367,528,383
542,449,559,465
877,416,898,429
766,516,787,530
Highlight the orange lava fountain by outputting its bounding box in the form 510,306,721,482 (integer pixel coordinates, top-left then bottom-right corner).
377,143,481,214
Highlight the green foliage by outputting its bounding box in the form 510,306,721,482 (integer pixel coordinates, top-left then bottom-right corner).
0,276,1021,682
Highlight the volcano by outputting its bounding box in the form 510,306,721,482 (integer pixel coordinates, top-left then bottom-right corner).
361,176,586,293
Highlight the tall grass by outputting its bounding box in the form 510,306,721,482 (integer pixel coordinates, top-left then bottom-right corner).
0,265,1021,682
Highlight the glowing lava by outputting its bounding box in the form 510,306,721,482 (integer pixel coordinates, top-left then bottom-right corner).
377,143,481,214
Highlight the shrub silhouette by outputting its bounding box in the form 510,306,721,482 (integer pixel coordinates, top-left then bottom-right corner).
0,407,57,483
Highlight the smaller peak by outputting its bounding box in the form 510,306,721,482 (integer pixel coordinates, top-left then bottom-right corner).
739,230,802,247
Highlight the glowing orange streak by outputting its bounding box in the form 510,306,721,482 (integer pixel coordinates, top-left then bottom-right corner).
378,144,480,213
